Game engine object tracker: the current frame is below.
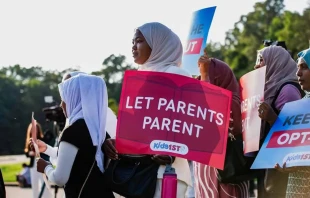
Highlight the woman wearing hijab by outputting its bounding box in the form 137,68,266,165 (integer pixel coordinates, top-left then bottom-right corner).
256,46,303,129
296,48,310,99
36,74,114,198
32,71,118,167
254,46,304,198
274,48,310,198
104,22,191,198
193,54,249,198
63,71,118,137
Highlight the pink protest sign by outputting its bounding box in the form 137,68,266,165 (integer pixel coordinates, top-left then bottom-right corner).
116,71,232,169
240,66,266,153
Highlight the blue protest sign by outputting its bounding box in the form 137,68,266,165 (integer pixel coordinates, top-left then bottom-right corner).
182,7,216,75
252,99,310,169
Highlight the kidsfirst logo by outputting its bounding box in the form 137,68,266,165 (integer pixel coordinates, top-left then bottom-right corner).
283,151,310,164
150,140,188,155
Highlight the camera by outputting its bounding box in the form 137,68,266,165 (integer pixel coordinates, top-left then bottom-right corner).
42,105,66,133
263,40,287,50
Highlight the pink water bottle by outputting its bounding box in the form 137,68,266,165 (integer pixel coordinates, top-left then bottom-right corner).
161,164,177,198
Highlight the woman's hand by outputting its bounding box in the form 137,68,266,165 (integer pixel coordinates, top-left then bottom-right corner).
258,102,278,125
151,155,175,165
198,54,211,81
275,162,299,173
29,138,47,153
37,158,51,173
103,139,118,160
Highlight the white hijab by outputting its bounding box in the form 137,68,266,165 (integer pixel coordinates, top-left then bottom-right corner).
135,23,191,184
58,74,108,172
62,71,118,137
137,22,183,72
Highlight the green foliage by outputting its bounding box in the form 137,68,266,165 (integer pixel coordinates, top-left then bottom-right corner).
92,54,136,103
1,0,310,155
108,98,119,115
0,163,23,182
204,41,225,61
0,55,133,155
0,65,66,155
205,0,310,79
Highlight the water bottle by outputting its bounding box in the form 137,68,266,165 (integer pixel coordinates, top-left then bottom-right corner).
161,164,177,198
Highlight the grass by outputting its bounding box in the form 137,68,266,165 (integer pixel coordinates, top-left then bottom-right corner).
0,163,23,182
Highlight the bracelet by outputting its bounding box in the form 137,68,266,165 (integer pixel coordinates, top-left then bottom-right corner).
168,155,173,164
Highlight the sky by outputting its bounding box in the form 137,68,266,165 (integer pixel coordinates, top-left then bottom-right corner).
0,0,308,73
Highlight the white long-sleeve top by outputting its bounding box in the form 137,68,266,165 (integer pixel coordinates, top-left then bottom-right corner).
44,141,78,186
44,145,58,165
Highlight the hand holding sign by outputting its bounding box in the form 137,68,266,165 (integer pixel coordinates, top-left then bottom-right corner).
252,99,310,169
258,102,278,126
198,54,211,80
29,139,47,153
151,155,175,165
103,139,118,160
36,158,53,192
36,158,51,173
274,162,299,173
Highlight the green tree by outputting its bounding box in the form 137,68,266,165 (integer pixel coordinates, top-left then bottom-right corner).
0,76,23,154
92,54,136,105
204,41,225,61
224,0,285,78
108,98,119,114
273,9,310,58
0,65,64,155
206,0,310,79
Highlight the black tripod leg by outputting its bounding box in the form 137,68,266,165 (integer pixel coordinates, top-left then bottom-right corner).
54,186,58,198
38,182,45,198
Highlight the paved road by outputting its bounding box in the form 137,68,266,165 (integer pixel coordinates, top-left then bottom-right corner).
5,186,65,198
5,186,126,198
2,156,258,198
5,185,257,198
0,155,28,165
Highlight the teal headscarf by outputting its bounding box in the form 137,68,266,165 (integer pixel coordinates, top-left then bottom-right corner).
297,48,310,98
297,48,310,68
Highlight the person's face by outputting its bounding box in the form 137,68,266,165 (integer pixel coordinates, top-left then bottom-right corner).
254,54,265,69
132,29,152,65
60,101,67,118
296,59,310,91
